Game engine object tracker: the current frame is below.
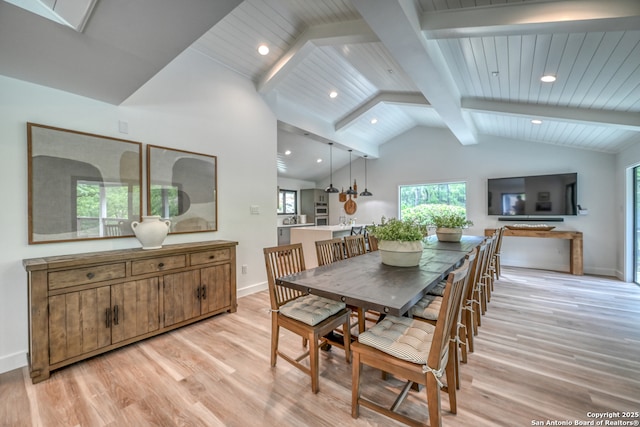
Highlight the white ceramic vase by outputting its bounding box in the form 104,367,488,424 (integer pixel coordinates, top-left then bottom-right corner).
131,216,171,250
378,240,423,267
436,227,463,242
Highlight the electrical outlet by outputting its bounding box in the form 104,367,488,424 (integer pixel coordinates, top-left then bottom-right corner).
241,264,248,274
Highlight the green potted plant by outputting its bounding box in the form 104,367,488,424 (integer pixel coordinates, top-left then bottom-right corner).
368,217,428,267
425,204,473,242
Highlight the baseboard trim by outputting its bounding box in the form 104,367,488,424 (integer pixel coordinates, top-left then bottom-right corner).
0,350,27,375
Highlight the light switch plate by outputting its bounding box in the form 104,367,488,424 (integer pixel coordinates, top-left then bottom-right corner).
250,205,260,215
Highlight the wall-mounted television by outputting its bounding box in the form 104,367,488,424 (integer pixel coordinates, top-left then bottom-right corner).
487,172,578,216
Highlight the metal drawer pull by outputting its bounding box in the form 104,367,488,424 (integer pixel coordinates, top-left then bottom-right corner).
87,272,95,279
201,286,206,299
113,305,119,325
209,255,215,259
158,262,165,268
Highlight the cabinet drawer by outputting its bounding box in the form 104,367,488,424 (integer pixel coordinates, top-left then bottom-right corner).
131,255,186,276
191,248,231,266
49,263,126,290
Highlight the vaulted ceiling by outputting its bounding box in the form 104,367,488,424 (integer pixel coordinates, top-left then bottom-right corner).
2,0,640,182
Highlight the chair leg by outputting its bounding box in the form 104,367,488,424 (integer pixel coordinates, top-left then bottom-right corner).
271,315,279,367
465,307,475,353
343,318,352,364
351,350,361,419
459,323,468,364
426,371,443,427
309,331,320,394
446,355,457,414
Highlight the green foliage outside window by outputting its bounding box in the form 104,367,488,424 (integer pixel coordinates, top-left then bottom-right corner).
400,182,468,225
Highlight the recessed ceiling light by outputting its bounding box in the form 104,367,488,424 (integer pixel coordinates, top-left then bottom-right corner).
541,74,556,83
284,150,291,155
257,44,269,55
370,118,378,124
329,91,338,98
531,119,543,125
317,158,322,163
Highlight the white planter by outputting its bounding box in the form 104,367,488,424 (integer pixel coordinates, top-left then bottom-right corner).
436,227,463,242
131,216,171,249
378,240,423,267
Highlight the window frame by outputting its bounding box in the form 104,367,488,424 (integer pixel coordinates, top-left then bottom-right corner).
277,188,297,215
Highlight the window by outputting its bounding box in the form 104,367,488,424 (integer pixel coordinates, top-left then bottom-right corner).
76,179,140,236
277,189,297,215
399,181,468,222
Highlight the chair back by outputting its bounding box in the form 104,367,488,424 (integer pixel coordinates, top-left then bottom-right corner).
466,241,486,302
480,236,494,279
315,237,346,266
263,244,306,311
350,226,364,235
344,234,367,258
494,227,505,254
427,258,470,372
459,247,478,316
368,234,379,252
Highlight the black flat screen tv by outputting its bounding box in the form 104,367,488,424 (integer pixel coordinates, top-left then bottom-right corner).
487,172,577,216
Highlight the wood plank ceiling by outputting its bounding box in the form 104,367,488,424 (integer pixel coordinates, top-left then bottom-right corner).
191,0,640,181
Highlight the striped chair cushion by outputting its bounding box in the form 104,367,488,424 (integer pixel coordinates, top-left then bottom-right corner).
427,279,447,297
357,315,435,364
280,294,346,326
409,294,442,321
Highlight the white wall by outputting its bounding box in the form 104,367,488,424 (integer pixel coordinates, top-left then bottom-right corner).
321,127,617,277
0,48,278,374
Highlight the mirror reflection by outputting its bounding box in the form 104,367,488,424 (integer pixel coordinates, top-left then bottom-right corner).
28,123,142,243
147,145,217,233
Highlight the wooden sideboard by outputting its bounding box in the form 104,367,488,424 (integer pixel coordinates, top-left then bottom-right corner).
485,228,583,275
23,240,238,383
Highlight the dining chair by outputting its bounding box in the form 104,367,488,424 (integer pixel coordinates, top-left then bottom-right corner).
351,258,470,427
410,247,478,389
344,234,367,258
314,237,364,333
315,237,346,266
103,220,123,236
482,233,498,307
462,240,487,354
474,235,494,323
263,243,352,394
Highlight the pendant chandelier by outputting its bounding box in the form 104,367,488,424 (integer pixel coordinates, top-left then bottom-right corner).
359,155,373,196
345,150,357,195
325,142,339,193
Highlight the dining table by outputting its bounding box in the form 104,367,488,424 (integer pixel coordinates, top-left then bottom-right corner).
277,235,484,318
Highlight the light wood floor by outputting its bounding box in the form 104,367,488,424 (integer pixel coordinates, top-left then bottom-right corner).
2,267,640,427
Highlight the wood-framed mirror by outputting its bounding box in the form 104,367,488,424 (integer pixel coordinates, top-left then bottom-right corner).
27,123,142,244
147,145,217,234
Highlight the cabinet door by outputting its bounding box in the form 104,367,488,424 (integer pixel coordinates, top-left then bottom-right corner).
278,227,290,245
49,286,111,364
200,264,232,315
111,278,160,344
163,270,200,327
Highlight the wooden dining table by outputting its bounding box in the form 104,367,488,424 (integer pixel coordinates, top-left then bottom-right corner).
277,235,484,317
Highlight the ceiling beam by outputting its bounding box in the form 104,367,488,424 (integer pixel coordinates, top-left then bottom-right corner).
352,0,478,146
335,91,429,131
422,0,640,39
462,98,640,131
257,19,378,93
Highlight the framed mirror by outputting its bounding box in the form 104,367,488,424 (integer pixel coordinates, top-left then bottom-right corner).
147,145,217,234
28,123,142,244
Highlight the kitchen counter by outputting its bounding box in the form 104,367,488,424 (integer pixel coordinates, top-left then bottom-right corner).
290,224,368,268
277,223,315,228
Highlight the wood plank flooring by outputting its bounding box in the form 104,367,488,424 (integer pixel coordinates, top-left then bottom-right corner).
2,267,639,426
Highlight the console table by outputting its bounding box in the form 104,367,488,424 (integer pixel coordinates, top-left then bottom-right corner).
485,228,583,275
24,240,238,383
